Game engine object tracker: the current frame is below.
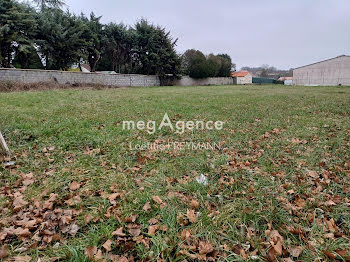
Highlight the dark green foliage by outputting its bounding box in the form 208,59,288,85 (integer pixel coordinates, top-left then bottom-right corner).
132,19,181,76
35,8,88,70
217,54,234,77
0,0,37,67
33,0,65,10
97,23,133,73
80,13,106,72
183,49,234,78
13,45,44,69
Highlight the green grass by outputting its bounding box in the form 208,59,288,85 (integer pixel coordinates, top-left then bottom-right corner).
0,85,350,261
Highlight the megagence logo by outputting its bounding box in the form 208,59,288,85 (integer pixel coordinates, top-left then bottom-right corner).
123,113,224,134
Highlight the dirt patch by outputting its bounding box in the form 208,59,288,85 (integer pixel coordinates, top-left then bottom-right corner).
0,81,126,92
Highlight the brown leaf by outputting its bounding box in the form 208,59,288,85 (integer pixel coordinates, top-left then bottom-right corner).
84,246,97,259
294,197,306,208
13,256,32,262
190,199,200,209
148,218,158,225
112,227,125,237
232,244,248,259
0,245,9,259
307,170,319,179
14,227,30,237
43,193,58,210
198,241,214,254
180,229,192,240
186,209,197,223
102,239,113,252
22,173,34,186
289,246,303,258
67,224,80,236
13,192,28,211
323,250,336,259
108,193,120,205
124,214,137,223
70,181,81,191
143,202,151,212
84,214,94,225
129,228,141,237
269,230,283,256
148,225,159,235
152,195,163,204
325,200,336,206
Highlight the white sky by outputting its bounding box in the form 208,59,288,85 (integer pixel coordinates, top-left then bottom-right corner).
29,0,350,69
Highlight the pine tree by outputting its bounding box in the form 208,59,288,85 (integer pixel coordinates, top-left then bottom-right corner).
0,0,37,67
33,0,65,10
35,8,88,70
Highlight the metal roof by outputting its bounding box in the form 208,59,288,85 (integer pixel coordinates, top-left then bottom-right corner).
293,55,350,70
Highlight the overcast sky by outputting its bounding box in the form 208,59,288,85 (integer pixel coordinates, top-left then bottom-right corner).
52,0,350,69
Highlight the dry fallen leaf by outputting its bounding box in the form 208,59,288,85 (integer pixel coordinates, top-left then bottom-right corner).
13,256,32,262
84,214,94,225
198,241,214,254
152,196,163,204
289,246,303,258
269,230,283,256
112,227,125,237
232,244,248,259
102,239,113,252
84,246,97,259
143,202,151,212
14,227,30,237
148,225,159,235
70,181,81,191
124,214,137,223
129,228,141,237
190,199,200,209
13,192,28,211
0,245,9,259
108,193,120,205
307,170,319,179
186,209,197,223
22,173,34,186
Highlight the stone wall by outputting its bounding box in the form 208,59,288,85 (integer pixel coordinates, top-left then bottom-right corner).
0,68,160,87
163,76,233,86
0,68,235,87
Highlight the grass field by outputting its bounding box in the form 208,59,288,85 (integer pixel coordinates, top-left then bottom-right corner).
0,85,350,261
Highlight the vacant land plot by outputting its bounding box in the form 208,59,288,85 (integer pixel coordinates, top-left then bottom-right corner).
0,85,350,261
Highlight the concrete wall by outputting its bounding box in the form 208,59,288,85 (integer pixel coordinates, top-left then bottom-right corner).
0,68,160,87
293,55,350,86
165,76,233,86
0,68,235,87
233,74,253,85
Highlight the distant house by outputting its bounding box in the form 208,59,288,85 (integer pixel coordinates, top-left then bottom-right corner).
231,71,252,85
293,55,350,86
278,76,293,85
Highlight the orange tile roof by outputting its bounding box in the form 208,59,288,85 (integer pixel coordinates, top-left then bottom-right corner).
231,71,250,77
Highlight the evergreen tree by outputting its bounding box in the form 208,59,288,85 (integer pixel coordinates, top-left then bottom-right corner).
217,54,233,77
0,0,37,67
80,13,106,72
99,23,132,73
33,0,65,10
132,19,181,76
35,8,88,70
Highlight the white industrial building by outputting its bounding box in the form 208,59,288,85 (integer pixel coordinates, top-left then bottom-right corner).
231,71,252,85
293,55,350,86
